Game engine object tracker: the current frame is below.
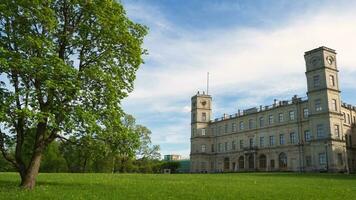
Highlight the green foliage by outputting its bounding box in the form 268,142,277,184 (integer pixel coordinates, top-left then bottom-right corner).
0,0,147,185
1,173,356,199
40,141,67,173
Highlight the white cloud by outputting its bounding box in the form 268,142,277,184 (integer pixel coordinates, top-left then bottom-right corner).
122,1,356,157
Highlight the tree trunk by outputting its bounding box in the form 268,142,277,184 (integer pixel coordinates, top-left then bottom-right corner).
20,150,43,189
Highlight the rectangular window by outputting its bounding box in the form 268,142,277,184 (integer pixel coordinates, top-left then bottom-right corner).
211,144,215,152
260,137,265,147
280,134,285,145
240,140,244,149
269,136,275,146
225,142,228,151
347,114,351,124
232,123,237,132
201,128,206,136
303,108,309,118
289,111,295,120
192,128,196,137
306,156,312,167
304,130,311,142
319,153,326,165
343,113,346,123
232,141,236,150
249,119,254,129
249,138,254,148
290,132,296,144
269,115,274,125
332,99,337,111
201,144,206,153
225,124,228,133
317,124,324,138
278,113,284,122
313,75,320,88
211,128,214,136
239,121,244,130
315,99,322,111
219,126,222,135
329,75,335,86
202,112,207,121
334,125,340,138
259,117,264,127
218,143,222,152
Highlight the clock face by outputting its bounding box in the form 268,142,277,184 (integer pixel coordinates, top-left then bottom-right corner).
326,56,334,65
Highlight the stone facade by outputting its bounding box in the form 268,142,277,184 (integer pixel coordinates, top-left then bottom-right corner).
190,47,356,173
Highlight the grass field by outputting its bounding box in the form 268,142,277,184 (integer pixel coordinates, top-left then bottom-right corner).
0,172,356,199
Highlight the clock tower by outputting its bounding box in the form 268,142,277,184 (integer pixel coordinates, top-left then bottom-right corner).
304,46,345,171
190,91,212,172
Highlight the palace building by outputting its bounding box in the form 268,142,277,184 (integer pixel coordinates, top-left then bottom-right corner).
190,47,356,173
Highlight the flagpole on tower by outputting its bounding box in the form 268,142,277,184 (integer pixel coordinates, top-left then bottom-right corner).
207,72,209,95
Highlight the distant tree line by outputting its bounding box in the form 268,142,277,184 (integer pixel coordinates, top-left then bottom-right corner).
0,114,171,174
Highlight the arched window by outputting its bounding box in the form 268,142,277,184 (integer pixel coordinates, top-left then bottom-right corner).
259,154,267,169
238,156,244,169
279,152,287,169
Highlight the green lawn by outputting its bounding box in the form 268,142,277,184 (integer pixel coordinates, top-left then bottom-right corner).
0,172,355,199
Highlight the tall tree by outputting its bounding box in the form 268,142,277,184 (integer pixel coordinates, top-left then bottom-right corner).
0,0,147,189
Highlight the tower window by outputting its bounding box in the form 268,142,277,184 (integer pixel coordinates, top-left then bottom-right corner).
201,144,206,153
317,124,324,138
202,112,207,121
329,75,335,86
315,99,322,111
201,128,206,136
334,125,340,138
332,99,337,111
313,75,320,88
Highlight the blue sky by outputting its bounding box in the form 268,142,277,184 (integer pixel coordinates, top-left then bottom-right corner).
121,0,356,158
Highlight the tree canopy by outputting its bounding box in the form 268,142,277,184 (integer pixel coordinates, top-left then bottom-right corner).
0,0,147,189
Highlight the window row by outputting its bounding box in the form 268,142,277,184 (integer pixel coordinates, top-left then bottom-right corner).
313,74,336,88
209,110,308,136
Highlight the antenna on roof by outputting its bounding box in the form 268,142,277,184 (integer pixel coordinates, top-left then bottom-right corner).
207,72,210,95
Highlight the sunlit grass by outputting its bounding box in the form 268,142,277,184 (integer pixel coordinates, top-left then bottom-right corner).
0,172,355,199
